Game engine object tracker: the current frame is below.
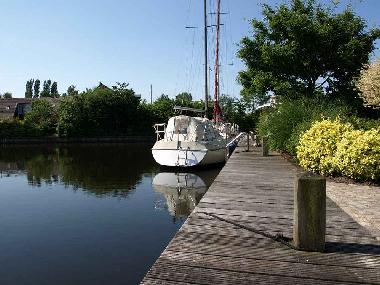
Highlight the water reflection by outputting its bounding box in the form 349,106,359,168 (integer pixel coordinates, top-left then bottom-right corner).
152,169,220,218
0,144,223,284
0,144,159,197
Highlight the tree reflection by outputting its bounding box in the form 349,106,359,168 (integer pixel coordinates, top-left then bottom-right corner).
0,144,158,197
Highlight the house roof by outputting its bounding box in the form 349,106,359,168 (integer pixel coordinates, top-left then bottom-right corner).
0,99,32,118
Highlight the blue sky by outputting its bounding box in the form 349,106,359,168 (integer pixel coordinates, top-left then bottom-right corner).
0,0,379,101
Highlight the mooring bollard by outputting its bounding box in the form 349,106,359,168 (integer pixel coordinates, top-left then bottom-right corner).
293,172,326,252
262,136,269,156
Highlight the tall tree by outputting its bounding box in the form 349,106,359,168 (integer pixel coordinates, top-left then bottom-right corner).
67,85,79,96
25,79,34,98
34,79,40,98
3,92,12,99
40,80,52,97
51,81,59,97
237,0,380,106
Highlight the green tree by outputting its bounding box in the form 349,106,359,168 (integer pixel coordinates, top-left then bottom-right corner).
40,80,52,97
34,79,40,98
51,81,59,98
175,92,192,106
58,82,141,137
67,85,79,96
238,0,380,106
3,92,12,99
25,79,34,98
152,94,175,122
219,94,237,122
24,99,58,135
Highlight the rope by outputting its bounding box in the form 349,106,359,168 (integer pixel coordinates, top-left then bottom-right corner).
201,212,297,250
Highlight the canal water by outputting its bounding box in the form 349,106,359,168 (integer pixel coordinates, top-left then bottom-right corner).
0,144,222,285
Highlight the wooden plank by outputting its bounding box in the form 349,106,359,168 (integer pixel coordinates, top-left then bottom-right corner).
156,251,380,284
145,262,367,285
141,146,380,284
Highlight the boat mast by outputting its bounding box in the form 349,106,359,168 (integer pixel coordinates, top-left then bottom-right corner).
203,0,208,117
213,0,221,122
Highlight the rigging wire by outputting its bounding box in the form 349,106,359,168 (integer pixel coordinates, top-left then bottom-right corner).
226,0,236,97
174,0,193,99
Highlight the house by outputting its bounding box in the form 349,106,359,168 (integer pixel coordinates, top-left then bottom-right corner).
0,98,62,120
0,98,32,120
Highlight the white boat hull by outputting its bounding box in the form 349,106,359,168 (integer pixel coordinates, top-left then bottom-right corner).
152,147,227,167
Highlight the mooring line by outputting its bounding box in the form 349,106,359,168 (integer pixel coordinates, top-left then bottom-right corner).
200,212,297,250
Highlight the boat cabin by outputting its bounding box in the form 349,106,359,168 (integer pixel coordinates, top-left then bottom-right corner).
154,115,221,142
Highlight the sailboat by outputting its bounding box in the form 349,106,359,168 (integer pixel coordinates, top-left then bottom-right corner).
151,0,229,167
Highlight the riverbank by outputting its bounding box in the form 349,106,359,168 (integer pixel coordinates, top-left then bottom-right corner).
141,145,380,284
0,136,154,145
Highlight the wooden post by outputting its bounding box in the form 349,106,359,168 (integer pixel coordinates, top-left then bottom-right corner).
293,172,326,252
262,136,269,156
247,133,250,152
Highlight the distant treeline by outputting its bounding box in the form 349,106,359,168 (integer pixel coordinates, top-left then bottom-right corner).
1,82,256,138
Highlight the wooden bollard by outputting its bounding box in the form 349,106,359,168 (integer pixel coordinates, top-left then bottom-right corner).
262,136,269,156
293,172,326,252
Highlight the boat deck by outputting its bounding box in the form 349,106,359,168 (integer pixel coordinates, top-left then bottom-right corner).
141,146,380,284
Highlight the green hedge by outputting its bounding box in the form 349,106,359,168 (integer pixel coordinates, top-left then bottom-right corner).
257,97,380,181
0,120,41,138
257,97,354,155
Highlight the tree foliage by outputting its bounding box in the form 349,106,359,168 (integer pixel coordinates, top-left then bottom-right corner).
24,99,58,135
3,92,12,99
34,79,40,98
357,58,380,107
175,92,193,107
57,83,141,137
151,94,175,122
25,79,34,98
238,0,380,106
40,80,52,97
67,85,79,96
51,81,59,98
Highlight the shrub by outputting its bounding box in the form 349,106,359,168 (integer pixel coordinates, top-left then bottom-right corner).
24,99,58,135
357,58,380,107
286,120,314,155
297,118,380,181
348,116,380,130
335,128,380,181
0,119,40,138
297,119,353,175
257,98,354,154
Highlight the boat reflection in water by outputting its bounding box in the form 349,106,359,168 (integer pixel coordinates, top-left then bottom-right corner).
152,168,220,219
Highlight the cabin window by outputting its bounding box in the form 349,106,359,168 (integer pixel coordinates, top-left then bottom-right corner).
173,118,189,134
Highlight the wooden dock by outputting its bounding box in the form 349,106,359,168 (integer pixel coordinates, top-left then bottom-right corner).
141,146,380,284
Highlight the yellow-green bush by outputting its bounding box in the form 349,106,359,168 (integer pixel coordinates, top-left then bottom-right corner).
297,118,380,181
335,128,380,181
296,119,353,175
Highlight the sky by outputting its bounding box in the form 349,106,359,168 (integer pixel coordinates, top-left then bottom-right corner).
0,0,379,101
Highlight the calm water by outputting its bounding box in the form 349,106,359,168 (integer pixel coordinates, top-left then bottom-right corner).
0,144,221,285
